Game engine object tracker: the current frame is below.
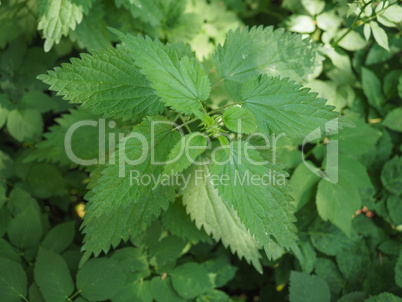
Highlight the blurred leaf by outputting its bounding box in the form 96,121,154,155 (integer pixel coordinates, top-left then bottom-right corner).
289,271,330,302
41,221,75,254
383,108,402,132
34,248,74,302
381,156,402,195
0,257,27,302
370,21,389,51
77,258,126,301
170,262,213,299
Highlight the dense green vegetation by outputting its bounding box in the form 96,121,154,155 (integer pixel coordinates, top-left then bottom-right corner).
0,0,401,301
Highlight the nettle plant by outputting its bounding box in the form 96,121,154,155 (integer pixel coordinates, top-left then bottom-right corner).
39,26,352,271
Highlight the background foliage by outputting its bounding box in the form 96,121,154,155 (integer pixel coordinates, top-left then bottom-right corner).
0,0,401,301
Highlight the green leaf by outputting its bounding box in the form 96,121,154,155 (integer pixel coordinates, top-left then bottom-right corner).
83,116,180,221
111,247,149,283
379,240,401,256
81,194,170,263
222,106,257,134
336,239,370,284
115,0,169,26
27,109,123,167
81,137,178,262
18,91,56,113
384,70,402,99
387,195,402,225
381,156,402,195
370,21,389,51
196,289,231,302
113,279,153,302
161,200,212,244
41,221,75,253
290,162,320,210
6,109,43,142
182,164,262,272
7,187,40,216
289,271,330,302
396,249,402,288
285,15,316,33
316,155,374,235
0,96,10,128
163,132,208,175
314,258,344,296
38,46,163,122
149,236,186,268
112,30,211,115
333,118,382,156
0,150,14,178
0,182,5,209
0,207,11,238
7,199,43,249
0,0,37,49
150,276,186,302
383,108,402,132
24,163,66,198
309,218,357,256
336,29,367,51
362,67,386,113
242,75,347,138
69,3,111,51
201,258,237,287
0,257,27,302
29,282,46,302
77,258,126,301
0,239,20,263
170,262,213,299
213,26,323,97
364,24,371,41
34,248,74,302
365,292,402,302
337,292,367,302
37,0,84,52
210,140,300,257
297,234,317,274
352,214,388,248
381,4,402,23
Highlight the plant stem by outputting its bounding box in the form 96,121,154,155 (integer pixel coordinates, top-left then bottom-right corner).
331,1,398,48
20,295,29,302
67,290,82,301
208,102,243,115
172,102,242,132
179,114,192,133
331,2,368,47
172,117,199,131
211,78,224,90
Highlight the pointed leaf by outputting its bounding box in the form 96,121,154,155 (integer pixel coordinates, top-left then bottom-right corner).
34,248,74,302
112,30,211,115
38,47,164,122
210,140,299,257
183,165,262,272
242,75,347,137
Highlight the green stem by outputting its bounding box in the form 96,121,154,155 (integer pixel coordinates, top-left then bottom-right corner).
20,295,29,302
172,102,242,132
172,113,181,123
179,114,192,133
208,102,243,115
331,1,399,48
331,2,369,47
211,78,224,90
67,290,82,301
172,117,199,132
